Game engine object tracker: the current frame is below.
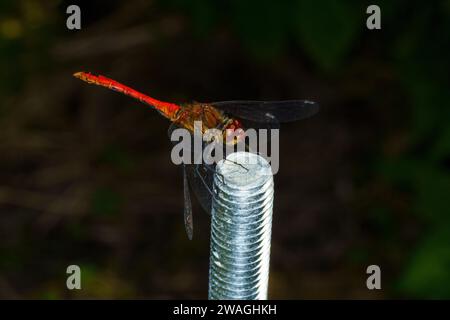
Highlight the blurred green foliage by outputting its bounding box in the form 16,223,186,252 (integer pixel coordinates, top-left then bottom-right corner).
149,0,450,299
292,0,362,71
0,0,59,97
165,0,366,67
162,0,450,296
379,1,450,298
0,0,449,298
91,187,122,217
398,228,450,298
97,144,134,172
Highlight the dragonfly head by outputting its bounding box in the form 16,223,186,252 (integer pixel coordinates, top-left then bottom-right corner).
223,119,246,145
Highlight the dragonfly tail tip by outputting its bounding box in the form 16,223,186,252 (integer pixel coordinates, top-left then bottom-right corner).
73,72,89,81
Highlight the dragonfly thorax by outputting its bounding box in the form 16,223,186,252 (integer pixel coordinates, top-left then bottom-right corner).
175,103,244,145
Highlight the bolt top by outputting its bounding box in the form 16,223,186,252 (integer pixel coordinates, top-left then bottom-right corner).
215,152,273,190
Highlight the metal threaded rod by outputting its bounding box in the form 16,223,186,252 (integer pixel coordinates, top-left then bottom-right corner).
208,151,274,300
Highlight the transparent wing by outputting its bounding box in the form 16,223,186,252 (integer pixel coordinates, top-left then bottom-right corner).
183,165,193,240
168,123,214,233
184,163,214,213
211,100,319,123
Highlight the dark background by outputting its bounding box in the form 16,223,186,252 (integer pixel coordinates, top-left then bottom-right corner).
0,0,449,299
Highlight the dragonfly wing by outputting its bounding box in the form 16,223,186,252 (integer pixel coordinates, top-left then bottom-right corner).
183,165,193,240
168,123,214,214
185,163,214,213
211,100,319,123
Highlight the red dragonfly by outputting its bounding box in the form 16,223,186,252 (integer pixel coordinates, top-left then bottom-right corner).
74,72,319,239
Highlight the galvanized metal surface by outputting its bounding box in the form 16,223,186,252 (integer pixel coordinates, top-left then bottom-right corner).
208,152,274,300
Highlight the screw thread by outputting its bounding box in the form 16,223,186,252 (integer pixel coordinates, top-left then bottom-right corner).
208,152,274,300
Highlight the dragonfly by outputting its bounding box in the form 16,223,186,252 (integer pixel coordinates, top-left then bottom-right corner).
73,72,319,239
